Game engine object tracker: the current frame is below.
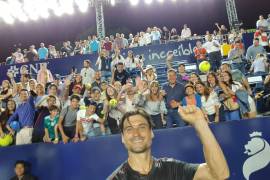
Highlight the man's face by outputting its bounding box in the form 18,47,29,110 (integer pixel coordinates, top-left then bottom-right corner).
15,164,25,177
84,61,89,68
254,40,259,46
122,115,153,154
178,65,185,73
87,105,96,114
92,90,101,101
20,91,29,102
220,64,230,72
117,64,124,72
47,97,56,107
95,71,101,80
70,99,79,109
168,71,177,84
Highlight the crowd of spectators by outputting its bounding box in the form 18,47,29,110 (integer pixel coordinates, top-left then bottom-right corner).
0,14,270,147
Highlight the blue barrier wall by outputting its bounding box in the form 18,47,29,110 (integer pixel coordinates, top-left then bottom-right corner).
0,40,197,82
1,118,270,180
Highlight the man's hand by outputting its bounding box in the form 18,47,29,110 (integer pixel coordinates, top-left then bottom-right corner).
178,105,206,126
62,135,70,144
9,130,15,136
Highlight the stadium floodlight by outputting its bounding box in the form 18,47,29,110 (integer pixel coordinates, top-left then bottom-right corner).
144,0,153,5
0,1,14,24
23,0,40,21
75,0,89,13
130,0,139,6
59,0,74,15
111,0,115,6
157,0,164,3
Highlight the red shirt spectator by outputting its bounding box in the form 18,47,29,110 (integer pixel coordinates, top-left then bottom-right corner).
103,37,113,51
193,41,207,60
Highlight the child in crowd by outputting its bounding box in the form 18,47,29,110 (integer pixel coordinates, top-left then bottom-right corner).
43,105,60,144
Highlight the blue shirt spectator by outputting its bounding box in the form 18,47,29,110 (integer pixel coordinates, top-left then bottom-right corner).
90,36,100,53
38,43,48,60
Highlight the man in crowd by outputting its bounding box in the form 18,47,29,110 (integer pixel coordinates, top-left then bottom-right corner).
108,108,229,179
80,59,95,85
7,89,36,145
112,62,130,85
10,160,36,180
38,43,48,60
181,24,192,39
246,38,266,61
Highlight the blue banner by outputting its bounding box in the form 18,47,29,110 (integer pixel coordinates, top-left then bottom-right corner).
0,118,270,180
0,40,197,82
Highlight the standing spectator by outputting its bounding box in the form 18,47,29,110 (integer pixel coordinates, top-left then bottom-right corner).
267,14,270,30
256,15,269,30
182,84,202,108
228,41,245,73
96,50,113,82
141,81,167,129
170,28,178,41
43,105,60,144
139,65,157,82
162,26,170,43
38,43,48,60
73,41,83,55
68,74,85,96
113,33,124,50
91,71,102,90
25,45,38,62
124,50,141,80
180,24,192,39
112,62,130,85
48,45,58,59
203,35,222,71
0,99,16,138
5,53,16,65
60,41,73,57
254,28,270,52
7,89,36,145
193,40,207,71
10,160,36,180
246,38,266,61
129,35,140,48
13,48,24,64
90,35,100,54
80,60,95,85
151,27,161,45
58,95,80,144
250,53,268,75
103,37,113,52
121,34,129,48
0,80,13,108
195,82,220,123
144,28,152,45
163,69,185,127
37,63,54,87
220,40,231,59
215,23,228,37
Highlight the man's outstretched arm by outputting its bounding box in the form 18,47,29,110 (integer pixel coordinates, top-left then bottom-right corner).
178,105,230,180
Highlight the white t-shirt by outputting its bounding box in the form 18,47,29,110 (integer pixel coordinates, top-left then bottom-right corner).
201,91,220,115
251,58,267,73
125,57,140,69
77,110,100,135
181,28,192,39
203,40,220,53
80,67,95,85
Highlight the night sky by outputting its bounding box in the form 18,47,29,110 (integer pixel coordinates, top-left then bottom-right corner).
0,0,269,61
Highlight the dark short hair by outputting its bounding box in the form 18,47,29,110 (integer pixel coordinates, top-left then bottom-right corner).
70,94,81,101
20,89,29,94
167,68,177,74
48,84,57,89
119,108,153,133
48,105,59,112
47,95,56,101
14,160,25,168
178,63,185,68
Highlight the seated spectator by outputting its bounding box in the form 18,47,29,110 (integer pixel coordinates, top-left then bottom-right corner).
129,35,140,48
111,49,125,67
43,105,60,144
38,43,48,60
151,27,161,45
75,100,106,141
180,24,192,39
250,53,268,75
139,65,157,82
7,89,36,145
256,15,269,30
124,50,142,80
254,28,270,52
195,82,220,123
112,62,130,85
182,84,202,108
246,38,266,61
121,33,129,48
80,60,95,85
68,74,85,96
0,99,16,138
206,72,221,93
10,160,36,180
37,63,54,87
58,95,80,144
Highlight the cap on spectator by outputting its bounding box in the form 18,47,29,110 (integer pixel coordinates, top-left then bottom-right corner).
145,65,154,71
85,99,97,107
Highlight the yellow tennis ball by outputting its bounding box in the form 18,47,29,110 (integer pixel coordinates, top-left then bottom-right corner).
0,134,13,147
109,99,118,107
199,61,211,73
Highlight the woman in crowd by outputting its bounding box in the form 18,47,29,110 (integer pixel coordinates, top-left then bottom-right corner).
0,99,16,138
189,72,201,85
0,80,13,109
69,74,85,96
182,84,202,108
96,49,113,82
195,82,220,123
